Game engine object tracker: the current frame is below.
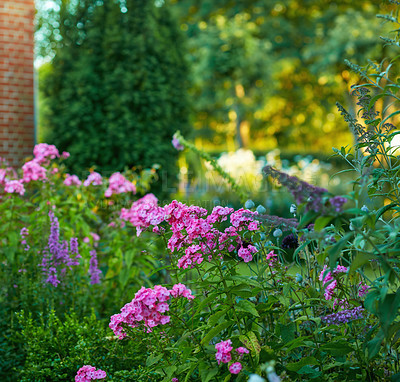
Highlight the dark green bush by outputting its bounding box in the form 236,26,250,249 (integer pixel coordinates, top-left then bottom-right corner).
16,310,160,381
41,0,190,195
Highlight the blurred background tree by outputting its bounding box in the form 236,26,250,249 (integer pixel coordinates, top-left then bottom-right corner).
165,0,394,153
35,0,397,200
36,0,190,195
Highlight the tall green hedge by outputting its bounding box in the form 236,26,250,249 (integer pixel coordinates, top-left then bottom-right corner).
41,0,189,194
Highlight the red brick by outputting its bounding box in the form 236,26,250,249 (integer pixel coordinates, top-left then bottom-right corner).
0,0,35,166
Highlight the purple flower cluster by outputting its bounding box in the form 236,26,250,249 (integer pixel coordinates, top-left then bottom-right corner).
263,165,327,212
89,250,102,285
329,196,347,213
39,211,81,287
321,306,364,325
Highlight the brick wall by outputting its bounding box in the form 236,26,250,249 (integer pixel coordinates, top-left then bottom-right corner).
0,0,35,167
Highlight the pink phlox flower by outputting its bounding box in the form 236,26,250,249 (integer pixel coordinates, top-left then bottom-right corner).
358,282,370,298
4,179,25,195
105,172,136,197
207,206,234,224
230,209,259,231
238,244,257,263
22,160,47,183
215,339,233,365
109,285,174,338
170,283,195,300
333,265,348,274
324,279,337,300
90,232,100,241
172,378,179,382
120,194,162,236
266,250,278,266
64,174,81,186
75,365,106,381
236,347,249,358
84,172,103,186
229,362,243,374
33,143,60,164
319,265,333,284
61,151,70,159
177,244,204,269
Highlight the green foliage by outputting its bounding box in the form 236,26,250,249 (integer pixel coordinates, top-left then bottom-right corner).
17,310,158,382
40,0,190,195
167,0,393,151
0,149,163,380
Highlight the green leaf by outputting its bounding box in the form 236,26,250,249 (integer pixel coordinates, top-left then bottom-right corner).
364,289,380,315
201,321,234,345
375,203,397,222
184,362,198,382
367,329,384,359
208,306,231,326
328,232,353,268
378,291,400,336
239,332,261,354
320,340,354,356
286,356,319,372
298,210,319,229
314,216,333,232
279,322,295,343
349,252,376,274
236,300,259,317
199,365,219,382
146,353,163,367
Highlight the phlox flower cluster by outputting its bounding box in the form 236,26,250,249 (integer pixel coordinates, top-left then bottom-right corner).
83,172,103,186
22,160,47,183
33,143,60,164
109,283,194,339
64,174,82,186
215,339,249,374
105,172,136,197
39,211,81,287
75,365,106,381
319,264,348,301
89,250,102,285
120,194,161,236
4,179,25,195
2,144,66,195
321,306,364,326
120,197,260,268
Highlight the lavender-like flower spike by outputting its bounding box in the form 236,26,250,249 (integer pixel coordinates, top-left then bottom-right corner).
89,250,102,285
321,306,364,326
48,211,60,254
263,165,327,212
41,211,81,287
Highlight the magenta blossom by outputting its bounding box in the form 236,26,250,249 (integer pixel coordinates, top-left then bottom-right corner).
22,160,47,183
229,362,243,374
75,365,106,381
64,174,81,186
4,179,25,195
84,172,103,186
33,143,60,164
105,172,136,197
